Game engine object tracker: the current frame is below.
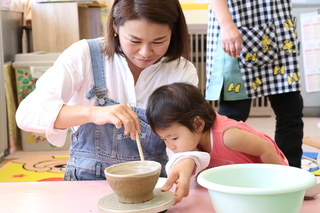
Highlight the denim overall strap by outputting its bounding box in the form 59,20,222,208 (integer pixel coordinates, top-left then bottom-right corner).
86,38,107,100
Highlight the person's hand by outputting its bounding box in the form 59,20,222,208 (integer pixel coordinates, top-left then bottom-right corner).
161,158,195,204
90,104,140,140
220,21,242,58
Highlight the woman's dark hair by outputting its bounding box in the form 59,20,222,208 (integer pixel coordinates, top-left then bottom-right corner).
146,83,216,134
102,0,190,62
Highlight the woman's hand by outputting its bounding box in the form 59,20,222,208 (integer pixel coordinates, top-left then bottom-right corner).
54,104,141,140
209,0,242,58
220,21,242,58
161,158,195,204
90,104,141,139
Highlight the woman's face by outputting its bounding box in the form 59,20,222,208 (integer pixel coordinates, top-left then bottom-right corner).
117,19,171,70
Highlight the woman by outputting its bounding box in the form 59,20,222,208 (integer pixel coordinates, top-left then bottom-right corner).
206,0,303,168
16,0,198,180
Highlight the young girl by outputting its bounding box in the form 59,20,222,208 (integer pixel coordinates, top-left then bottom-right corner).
15,0,198,180
146,82,288,203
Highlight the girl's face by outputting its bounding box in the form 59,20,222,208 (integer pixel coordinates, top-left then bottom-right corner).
117,19,171,71
156,123,202,153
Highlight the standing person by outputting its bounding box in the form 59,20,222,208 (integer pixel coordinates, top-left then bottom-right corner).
206,0,304,168
16,0,198,180
146,82,288,203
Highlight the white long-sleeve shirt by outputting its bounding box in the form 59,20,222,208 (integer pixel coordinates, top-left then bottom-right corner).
166,148,210,178
16,39,198,147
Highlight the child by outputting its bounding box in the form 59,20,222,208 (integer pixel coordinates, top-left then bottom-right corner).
146,82,288,203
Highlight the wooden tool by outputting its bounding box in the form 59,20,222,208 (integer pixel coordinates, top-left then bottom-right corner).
127,104,145,161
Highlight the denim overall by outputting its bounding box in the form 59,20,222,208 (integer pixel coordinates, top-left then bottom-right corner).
63,39,167,180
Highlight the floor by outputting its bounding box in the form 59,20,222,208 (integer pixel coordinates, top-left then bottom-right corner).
245,116,320,153
4,115,320,159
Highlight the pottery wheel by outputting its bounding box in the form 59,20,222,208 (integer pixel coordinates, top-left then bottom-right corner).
98,188,175,213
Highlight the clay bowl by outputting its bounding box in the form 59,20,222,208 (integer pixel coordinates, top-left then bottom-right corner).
104,161,161,204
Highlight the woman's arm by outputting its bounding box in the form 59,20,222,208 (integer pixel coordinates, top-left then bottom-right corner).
208,0,242,58
16,39,141,143
223,128,284,164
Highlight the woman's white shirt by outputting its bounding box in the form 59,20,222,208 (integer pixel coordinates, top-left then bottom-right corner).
15,39,198,147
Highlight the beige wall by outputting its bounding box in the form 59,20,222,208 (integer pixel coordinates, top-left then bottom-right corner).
100,0,208,25
180,0,208,24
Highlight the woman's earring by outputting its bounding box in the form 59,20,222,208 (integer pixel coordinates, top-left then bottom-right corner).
114,33,118,37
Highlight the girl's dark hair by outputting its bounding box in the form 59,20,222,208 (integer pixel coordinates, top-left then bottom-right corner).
146,83,216,134
102,0,190,62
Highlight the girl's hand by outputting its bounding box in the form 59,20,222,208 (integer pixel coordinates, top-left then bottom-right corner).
90,104,141,140
161,158,195,204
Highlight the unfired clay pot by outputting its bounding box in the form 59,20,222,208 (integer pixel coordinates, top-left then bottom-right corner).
104,161,161,204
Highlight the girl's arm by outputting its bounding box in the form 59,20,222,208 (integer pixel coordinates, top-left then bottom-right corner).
161,148,210,204
223,128,284,164
208,0,242,58
164,148,210,177
162,157,195,204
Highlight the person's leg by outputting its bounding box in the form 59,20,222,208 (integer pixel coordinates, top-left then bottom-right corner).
218,96,252,122
268,91,304,168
